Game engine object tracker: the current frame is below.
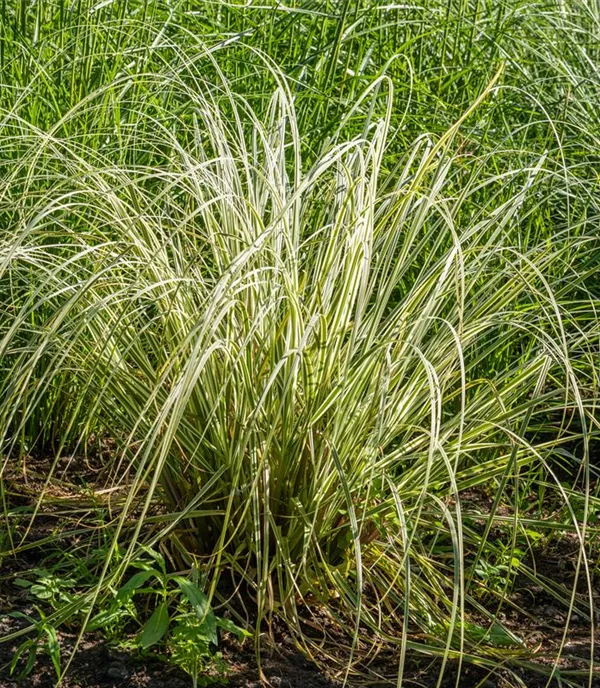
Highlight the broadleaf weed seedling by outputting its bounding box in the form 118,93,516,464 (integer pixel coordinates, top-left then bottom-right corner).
12,547,247,686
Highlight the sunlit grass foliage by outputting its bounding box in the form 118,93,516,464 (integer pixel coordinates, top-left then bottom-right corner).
0,2,599,686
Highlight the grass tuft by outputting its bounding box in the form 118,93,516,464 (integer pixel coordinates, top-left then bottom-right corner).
1,3,599,687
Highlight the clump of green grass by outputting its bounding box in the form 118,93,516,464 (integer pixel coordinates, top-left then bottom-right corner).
1,2,599,687
1,42,598,686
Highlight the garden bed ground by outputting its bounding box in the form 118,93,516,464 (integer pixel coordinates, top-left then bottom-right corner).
1,454,598,688
0,600,598,688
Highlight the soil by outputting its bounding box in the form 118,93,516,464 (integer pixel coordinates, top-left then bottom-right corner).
0,610,598,688
0,629,338,688
1,453,599,688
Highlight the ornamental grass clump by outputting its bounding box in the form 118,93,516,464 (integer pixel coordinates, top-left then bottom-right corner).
0,42,597,685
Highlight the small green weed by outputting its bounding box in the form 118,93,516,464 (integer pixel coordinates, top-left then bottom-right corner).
14,568,77,607
7,608,62,682
12,547,248,686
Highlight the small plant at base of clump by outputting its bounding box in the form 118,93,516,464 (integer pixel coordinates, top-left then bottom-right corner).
14,568,77,608
11,547,247,686
168,607,239,687
471,543,525,603
7,608,62,682
89,547,248,685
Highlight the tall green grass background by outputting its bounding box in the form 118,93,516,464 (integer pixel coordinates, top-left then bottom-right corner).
1,1,599,686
